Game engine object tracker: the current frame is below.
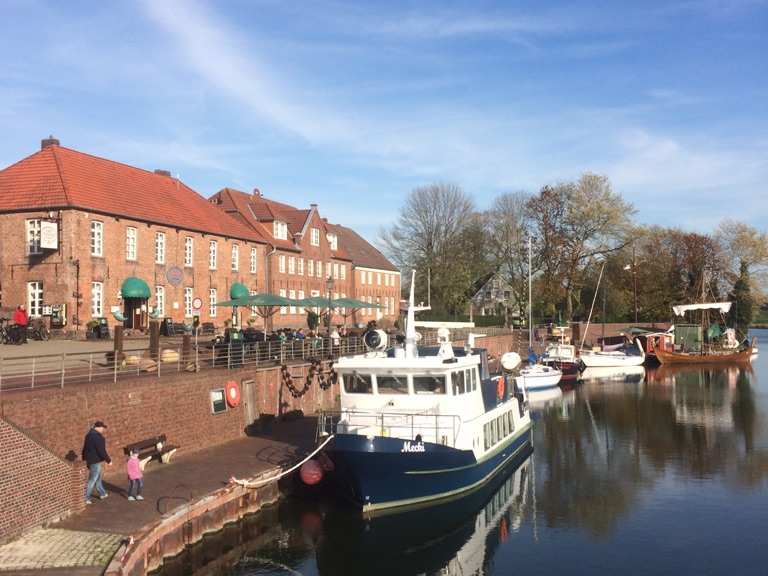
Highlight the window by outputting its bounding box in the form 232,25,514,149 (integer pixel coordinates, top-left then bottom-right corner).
210,389,227,414
209,288,217,317
413,374,446,394
288,256,295,275
367,296,372,315
298,290,305,314
377,374,409,395
278,255,286,273
326,262,332,279
91,282,103,317
209,241,217,270
250,247,258,274
507,411,515,433
316,260,322,278
310,227,320,246
250,290,258,315
231,244,239,271
333,263,339,280
155,232,166,264
367,271,373,284
298,258,304,276
279,288,287,314
377,272,381,285
184,237,194,267
452,371,466,395
360,270,366,285
90,221,103,256
471,368,478,391
273,220,288,240
343,372,373,394
26,219,42,255
184,288,193,317
289,289,296,314
155,285,165,317
307,259,314,277
384,274,389,287
27,281,43,317
327,233,338,250
126,227,137,261
340,265,346,280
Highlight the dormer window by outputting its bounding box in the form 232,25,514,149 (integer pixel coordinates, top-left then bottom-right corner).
327,233,338,251
311,227,320,246
273,220,288,240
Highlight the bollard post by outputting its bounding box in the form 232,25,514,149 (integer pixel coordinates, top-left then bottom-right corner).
149,320,160,360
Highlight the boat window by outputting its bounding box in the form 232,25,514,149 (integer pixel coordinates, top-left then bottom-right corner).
343,372,373,394
413,374,446,394
484,423,490,450
376,374,409,394
470,368,477,391
495,418,501,442
451,370,466,395
465,369,473,391
502,412,508,437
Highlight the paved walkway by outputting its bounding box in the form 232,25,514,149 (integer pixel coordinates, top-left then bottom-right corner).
0,419,316,575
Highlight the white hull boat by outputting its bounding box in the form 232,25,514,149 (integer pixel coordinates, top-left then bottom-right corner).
515,364,562,391
580,338,645,368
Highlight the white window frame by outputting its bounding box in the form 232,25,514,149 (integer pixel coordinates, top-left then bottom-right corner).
90,221,103,257
250,290,258,315
231,244,239,271
184,237,194,267
27,281,43,318
326,262,332,279
360,270,366,285
126,227,137,261
367,271,373,284
250,247,257,274
297,258,304,276
311,227,320,246
155,232,166,264
327,233,338,251
279,288,287,314
340,264,346,280
377,272,381,285
273,220,288,240
316,260,322,278
307,259,314,277
278,255,286,274
289,289,296,314
209,241,217,270
26,219,42,255
288,256,295,275
155,285,165,317
91,282,103,317
184,287,193,318
298,290,305,314
333,263,339,280
209,288,217,317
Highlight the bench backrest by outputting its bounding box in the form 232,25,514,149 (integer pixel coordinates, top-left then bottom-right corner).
123,434,167,455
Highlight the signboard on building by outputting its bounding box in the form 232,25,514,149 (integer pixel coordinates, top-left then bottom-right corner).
192,297,203,311
40,221,58,250
166,265,183,286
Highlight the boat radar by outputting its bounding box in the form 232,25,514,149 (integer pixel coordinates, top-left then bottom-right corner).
404,270,431,359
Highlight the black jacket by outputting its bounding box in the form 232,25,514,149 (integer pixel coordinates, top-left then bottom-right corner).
81,428,111,466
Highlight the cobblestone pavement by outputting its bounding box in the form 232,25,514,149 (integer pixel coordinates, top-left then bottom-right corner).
0,528,124,572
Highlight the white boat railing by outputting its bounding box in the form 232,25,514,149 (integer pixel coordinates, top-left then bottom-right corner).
317,409,463,447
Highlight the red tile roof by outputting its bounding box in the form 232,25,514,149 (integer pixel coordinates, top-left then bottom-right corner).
330,224,398,271
0,145,263,242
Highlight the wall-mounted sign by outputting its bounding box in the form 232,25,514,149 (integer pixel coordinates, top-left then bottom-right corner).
192,297,203,311
166,265,183,286
40,221,58,250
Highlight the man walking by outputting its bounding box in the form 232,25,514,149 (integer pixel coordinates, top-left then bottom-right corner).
81,421,112,504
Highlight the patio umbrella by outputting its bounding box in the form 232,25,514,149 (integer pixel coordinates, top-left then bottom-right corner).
217,293,293,331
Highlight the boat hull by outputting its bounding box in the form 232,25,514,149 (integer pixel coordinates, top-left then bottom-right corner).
579,352,645,368
655,346,753,365
326,426,532,514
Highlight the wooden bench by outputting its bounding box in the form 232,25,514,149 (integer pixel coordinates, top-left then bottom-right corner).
123,434,178,470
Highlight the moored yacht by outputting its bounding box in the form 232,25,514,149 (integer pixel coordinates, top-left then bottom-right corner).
316,273,532,514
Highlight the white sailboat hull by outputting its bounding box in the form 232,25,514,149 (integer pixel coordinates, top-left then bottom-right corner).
579,352,645,368
515,365,562,390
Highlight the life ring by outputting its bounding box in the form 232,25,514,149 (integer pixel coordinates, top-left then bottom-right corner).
225,380,241,407
496,376,505,400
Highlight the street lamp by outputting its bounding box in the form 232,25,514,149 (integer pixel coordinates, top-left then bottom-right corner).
326,275,334,336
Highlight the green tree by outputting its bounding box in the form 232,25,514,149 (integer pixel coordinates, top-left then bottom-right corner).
728,261,753,335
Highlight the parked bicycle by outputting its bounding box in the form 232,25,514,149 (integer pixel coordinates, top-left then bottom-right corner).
27,320,50,341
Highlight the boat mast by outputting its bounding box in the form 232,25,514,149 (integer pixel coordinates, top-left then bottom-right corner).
579,260,606,352
528,236,533,346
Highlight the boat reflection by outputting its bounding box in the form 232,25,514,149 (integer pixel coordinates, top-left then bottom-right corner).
579,365,645,384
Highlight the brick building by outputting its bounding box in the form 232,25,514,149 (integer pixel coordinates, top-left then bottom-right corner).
0,138,267,332
210,188,401,328
0,138,400,333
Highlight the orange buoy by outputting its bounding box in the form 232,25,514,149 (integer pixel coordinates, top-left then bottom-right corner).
300,460,324,486
225,380,241,407
496,376,505,400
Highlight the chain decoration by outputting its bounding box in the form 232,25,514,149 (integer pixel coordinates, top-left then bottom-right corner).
281,359,338,398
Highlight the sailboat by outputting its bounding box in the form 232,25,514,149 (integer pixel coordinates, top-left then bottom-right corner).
516,237,562,391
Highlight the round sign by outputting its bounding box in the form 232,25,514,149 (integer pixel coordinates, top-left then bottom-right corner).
192,297,203,310
166,265,184,286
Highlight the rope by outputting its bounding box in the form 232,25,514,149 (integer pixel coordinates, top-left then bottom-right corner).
230,434,335,488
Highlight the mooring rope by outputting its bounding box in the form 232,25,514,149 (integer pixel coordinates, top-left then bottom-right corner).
230,434,336,488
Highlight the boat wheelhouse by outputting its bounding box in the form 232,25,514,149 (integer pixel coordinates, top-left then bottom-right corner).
317,273,531,514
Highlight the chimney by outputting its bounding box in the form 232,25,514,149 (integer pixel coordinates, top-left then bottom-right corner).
41,135,60,149
310,203,318,209
253,188,262,197
154,169,172,177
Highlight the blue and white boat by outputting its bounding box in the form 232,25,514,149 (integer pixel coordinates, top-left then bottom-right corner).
317,273,532,515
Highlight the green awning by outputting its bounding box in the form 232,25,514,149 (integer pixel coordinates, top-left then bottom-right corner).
230,282,250,300
121,277,150,299
216,293,292,307
333,297,382,309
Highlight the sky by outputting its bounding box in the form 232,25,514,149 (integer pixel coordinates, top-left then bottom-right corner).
1,0,767,241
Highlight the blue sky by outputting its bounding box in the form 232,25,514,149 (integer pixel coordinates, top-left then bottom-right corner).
1,0,767,240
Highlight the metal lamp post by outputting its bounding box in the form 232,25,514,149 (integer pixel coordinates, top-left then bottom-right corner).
326,275,334,336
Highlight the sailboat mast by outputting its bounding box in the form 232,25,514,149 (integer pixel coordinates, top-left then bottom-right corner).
528,236,532,345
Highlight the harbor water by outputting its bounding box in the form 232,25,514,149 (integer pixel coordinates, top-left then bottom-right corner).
170,330,768,576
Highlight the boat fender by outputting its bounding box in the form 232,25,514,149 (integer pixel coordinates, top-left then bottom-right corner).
225,380,241,407
497,376,505,400
300,460,323,485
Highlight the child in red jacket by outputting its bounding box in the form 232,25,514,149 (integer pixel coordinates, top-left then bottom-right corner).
126,450,144,501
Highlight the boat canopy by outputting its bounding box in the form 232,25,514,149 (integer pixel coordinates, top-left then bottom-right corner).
672,302,732,316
